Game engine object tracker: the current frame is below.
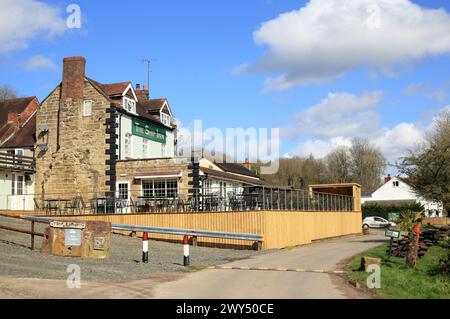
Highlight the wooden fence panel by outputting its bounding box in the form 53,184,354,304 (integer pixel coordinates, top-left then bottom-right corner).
1,210,362,249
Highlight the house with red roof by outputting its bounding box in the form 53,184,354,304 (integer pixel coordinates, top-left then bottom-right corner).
0,96,38,210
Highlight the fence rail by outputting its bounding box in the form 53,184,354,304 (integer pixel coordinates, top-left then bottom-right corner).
8,185,356,215
21,215,264,248
0,152,35,172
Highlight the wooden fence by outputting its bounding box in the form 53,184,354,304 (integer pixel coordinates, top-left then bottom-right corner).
1,210,362,249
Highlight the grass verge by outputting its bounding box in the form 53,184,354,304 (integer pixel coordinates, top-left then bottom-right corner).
346,243,450,299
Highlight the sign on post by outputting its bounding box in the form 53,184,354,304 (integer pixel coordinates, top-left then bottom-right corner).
385,229,400,239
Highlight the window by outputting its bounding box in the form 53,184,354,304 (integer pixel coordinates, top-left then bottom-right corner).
123,97,136,114
124,133,132,157
393,181,399,187
142,139,148,158
117,183,129,200
161,112,171,126
16,176,24,195
11,174,15,195
83,100,93,116
142,179,178,198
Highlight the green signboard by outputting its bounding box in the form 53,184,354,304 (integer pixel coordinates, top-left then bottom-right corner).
132,119,166,144
385,229,400,239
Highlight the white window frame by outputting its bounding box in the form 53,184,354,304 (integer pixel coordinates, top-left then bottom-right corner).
142,138,149,159
142,179,179,199
161,143,166,158
116,181,130,200
11,174,25,196
124,132,133,158
160,112,171,127
83,100,93,116
123,97,137,115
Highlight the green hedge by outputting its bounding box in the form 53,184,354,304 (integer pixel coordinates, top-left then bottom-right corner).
362,202,424,219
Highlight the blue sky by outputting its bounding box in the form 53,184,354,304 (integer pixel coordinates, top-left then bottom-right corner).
1,0,450,171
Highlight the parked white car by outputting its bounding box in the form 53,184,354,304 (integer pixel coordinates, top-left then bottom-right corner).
362,216,396,229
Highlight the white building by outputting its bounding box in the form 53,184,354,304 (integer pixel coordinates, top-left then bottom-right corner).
0,97,38,211
361,176,444,217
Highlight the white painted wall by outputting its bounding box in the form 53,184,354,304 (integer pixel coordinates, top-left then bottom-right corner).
362,177,444,217
0,172,34,211
118,114,175,160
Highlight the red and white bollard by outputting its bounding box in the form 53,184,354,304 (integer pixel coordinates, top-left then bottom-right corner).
183,235,190,267
142,232,149,264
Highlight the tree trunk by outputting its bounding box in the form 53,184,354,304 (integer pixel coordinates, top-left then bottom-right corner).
406,232,419,268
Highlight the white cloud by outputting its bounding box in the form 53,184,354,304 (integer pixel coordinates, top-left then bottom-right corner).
404,81,450,102
283,90,383,139
0,0,66,53
235,0,450,90
293,137,353,158
283,95,450,163
23,55,58,71
373,122,425,162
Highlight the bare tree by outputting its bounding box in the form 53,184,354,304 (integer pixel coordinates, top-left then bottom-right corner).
0,85,17,100
350,138,387,192
399,110,450,214
324,147,352,183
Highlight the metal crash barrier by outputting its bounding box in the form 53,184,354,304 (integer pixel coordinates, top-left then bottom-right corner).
20,215,264,265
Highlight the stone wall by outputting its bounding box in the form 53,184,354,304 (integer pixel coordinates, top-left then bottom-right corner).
35,80,112,202
115,157,194,199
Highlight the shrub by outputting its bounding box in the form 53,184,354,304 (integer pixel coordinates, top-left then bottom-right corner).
362,202,424,219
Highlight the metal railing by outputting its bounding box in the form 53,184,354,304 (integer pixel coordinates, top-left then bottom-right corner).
5,185,355,215
20,215,264,248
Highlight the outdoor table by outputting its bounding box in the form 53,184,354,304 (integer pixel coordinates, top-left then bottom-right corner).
44,199,71,215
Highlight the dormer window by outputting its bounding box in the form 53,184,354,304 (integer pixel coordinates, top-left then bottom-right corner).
123,97,136,114
161,112,171,127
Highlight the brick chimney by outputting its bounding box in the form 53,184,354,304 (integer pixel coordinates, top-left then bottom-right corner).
243,158,251,171
136,84,150,101
384,174,391,184
61,56,86,100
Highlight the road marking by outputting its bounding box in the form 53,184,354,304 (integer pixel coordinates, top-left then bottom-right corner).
208,266,345,274
313,269,325,273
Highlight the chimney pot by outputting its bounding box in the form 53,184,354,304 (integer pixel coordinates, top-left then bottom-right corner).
136,83,141,90
61,56,86,100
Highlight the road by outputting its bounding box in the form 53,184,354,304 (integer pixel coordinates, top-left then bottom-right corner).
153,232,387,299
0,231,387,299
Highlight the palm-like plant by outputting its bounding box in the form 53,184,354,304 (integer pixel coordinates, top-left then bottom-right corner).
395,210,424,268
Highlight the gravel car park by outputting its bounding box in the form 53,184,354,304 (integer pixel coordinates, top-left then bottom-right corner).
0,216,267,282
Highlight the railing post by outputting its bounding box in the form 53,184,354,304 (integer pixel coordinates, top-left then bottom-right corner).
142,232,149,263
183,235,190,267
31,221,35,251
262,186,266,210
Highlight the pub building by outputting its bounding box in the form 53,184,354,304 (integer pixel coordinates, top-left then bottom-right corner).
33,56,264,213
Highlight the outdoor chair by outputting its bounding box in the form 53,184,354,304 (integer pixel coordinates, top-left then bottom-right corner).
135,198,148,213
33,198,42,214
45,200,59,216
64,197,81,215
